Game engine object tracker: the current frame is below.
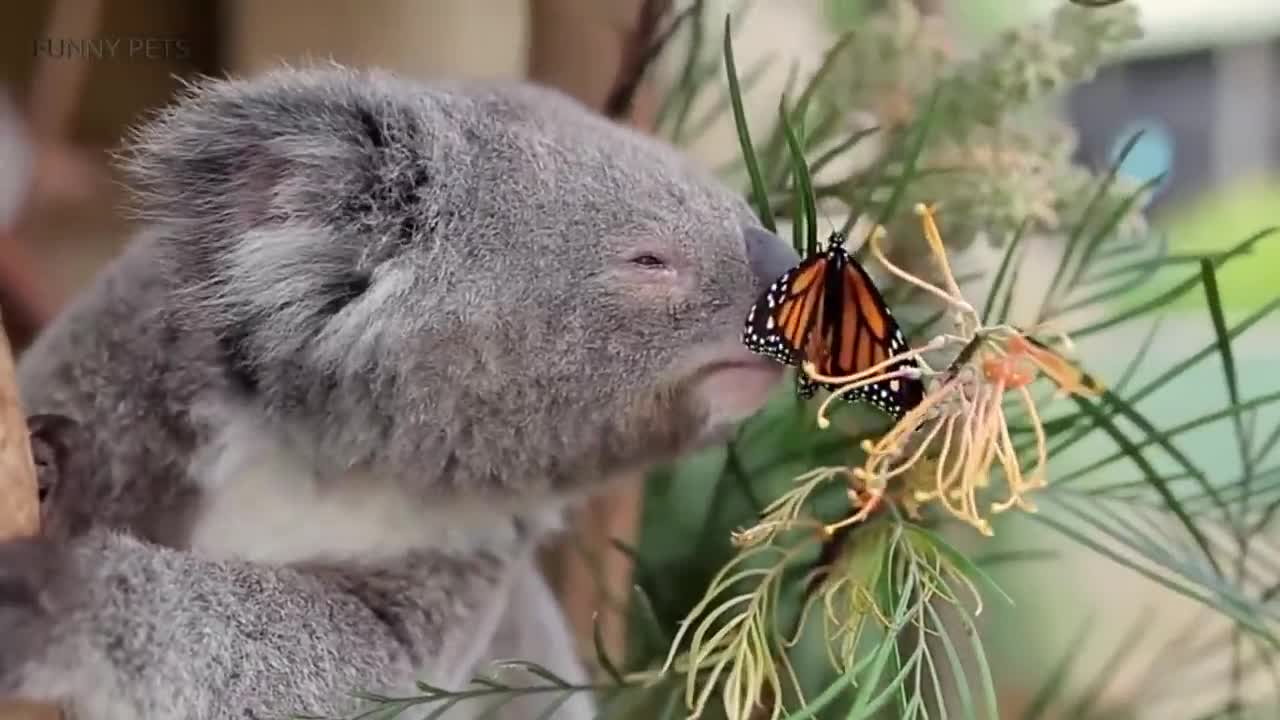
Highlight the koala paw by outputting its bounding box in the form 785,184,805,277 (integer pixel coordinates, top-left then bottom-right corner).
0,537,65,693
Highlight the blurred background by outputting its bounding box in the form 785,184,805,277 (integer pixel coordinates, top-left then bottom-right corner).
3,0,1279,336
1,1,1278,718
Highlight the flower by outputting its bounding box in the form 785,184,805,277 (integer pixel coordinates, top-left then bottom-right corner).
804,203,1103,536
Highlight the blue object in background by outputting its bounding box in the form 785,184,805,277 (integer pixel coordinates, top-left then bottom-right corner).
1109,118,1175,206
1069,37,1280,214
1067,48,1216,215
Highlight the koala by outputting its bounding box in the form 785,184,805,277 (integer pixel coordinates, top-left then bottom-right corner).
0,65,799,720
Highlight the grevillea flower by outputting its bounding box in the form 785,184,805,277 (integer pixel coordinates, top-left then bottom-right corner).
803,203,1103,536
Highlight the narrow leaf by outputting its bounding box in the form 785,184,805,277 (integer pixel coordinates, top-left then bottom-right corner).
591,612,625,685
779,97,819,257
983,216,1029,326
874,86,944,231
1046,129,1146,306
1201,259,1254,520
1068,395,1223,577
1065,171,1166,292
722,14,775,231
1071,227,1278,339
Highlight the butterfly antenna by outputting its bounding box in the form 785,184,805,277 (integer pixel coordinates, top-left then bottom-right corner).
838,208,861,238
821,210,837,237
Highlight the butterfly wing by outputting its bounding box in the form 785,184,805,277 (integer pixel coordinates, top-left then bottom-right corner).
796,370,820,399
742,239,925,420
803,251,925,419
743,254,829,367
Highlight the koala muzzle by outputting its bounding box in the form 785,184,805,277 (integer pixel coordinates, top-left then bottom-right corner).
744,226,801,293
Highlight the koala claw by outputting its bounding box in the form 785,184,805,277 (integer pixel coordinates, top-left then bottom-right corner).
0,537,64,693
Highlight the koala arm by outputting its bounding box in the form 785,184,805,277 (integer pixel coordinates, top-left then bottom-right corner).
0,528,514,720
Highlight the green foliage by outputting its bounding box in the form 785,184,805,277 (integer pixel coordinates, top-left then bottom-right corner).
1143,178,1280,311
663,0,1144,268
328,2,1280,719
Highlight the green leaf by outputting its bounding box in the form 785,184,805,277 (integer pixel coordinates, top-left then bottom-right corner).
779,97,819,257
628,582,671,652
903,524,1014,608
1066,395,1224,577
1199,260,1241,409
1079,250,1215,287
722,13,775,231
954,599,1001,720
1255,419,1280,467
659,0,708,139
873,86,945,233
1113,313,1165,396
763,30,858,190
592,611,625,685
1046,296,1280,463
1200,258,1255,526
1029,506,1273,643
1070,227,1278,339
922,600,981,720
982,216,1028,326
1064,171,1167,295
682,55,773,143
809,124,881,178
1060,389,1280,486
1042,126,1145,311
838,84,943,241
491,660,571,688
847,584,919,718
423,697,464,720
1103,387,1228,517
971,548,1059,568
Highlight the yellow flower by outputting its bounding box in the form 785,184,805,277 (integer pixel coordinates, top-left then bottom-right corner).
804,203,1102,536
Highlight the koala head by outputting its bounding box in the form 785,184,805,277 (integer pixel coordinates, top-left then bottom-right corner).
122,65,799,507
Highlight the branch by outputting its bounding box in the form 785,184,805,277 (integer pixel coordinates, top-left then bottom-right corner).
528,0,695,668
0,317,61,719
0,319,37,540
603,0,689,120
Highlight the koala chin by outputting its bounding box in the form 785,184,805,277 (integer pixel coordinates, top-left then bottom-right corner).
2,65,799,720
681,340,785,446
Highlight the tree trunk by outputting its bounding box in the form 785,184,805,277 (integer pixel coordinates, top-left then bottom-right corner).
526,0,665,670
0,316,58,719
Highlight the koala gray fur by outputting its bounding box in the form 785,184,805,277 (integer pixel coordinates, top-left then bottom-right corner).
0,64,798,719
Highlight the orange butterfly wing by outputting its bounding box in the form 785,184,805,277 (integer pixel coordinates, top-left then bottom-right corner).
743,235,924,419
743,254,829,366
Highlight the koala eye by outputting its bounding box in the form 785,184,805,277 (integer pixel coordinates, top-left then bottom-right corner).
629,253,668,269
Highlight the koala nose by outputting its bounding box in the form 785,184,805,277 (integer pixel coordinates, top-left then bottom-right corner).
744,225,801,292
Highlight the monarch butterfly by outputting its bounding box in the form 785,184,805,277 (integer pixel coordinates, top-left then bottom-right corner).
742,231,926,420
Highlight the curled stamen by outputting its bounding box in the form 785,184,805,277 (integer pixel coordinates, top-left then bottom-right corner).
913,203,968,304
1017,384,1049,489
813,368,920,429
868,227,972,317
798,200,1105,540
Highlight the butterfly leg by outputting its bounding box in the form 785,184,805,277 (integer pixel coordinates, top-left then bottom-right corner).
795,369,819,400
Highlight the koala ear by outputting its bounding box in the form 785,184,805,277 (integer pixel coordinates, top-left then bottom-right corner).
119,68,442,383
118,67,430,247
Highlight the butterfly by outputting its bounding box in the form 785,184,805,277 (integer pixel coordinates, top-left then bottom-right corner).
742,231,926,420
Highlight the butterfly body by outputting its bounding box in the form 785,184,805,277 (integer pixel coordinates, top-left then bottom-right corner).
743,232,925,419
